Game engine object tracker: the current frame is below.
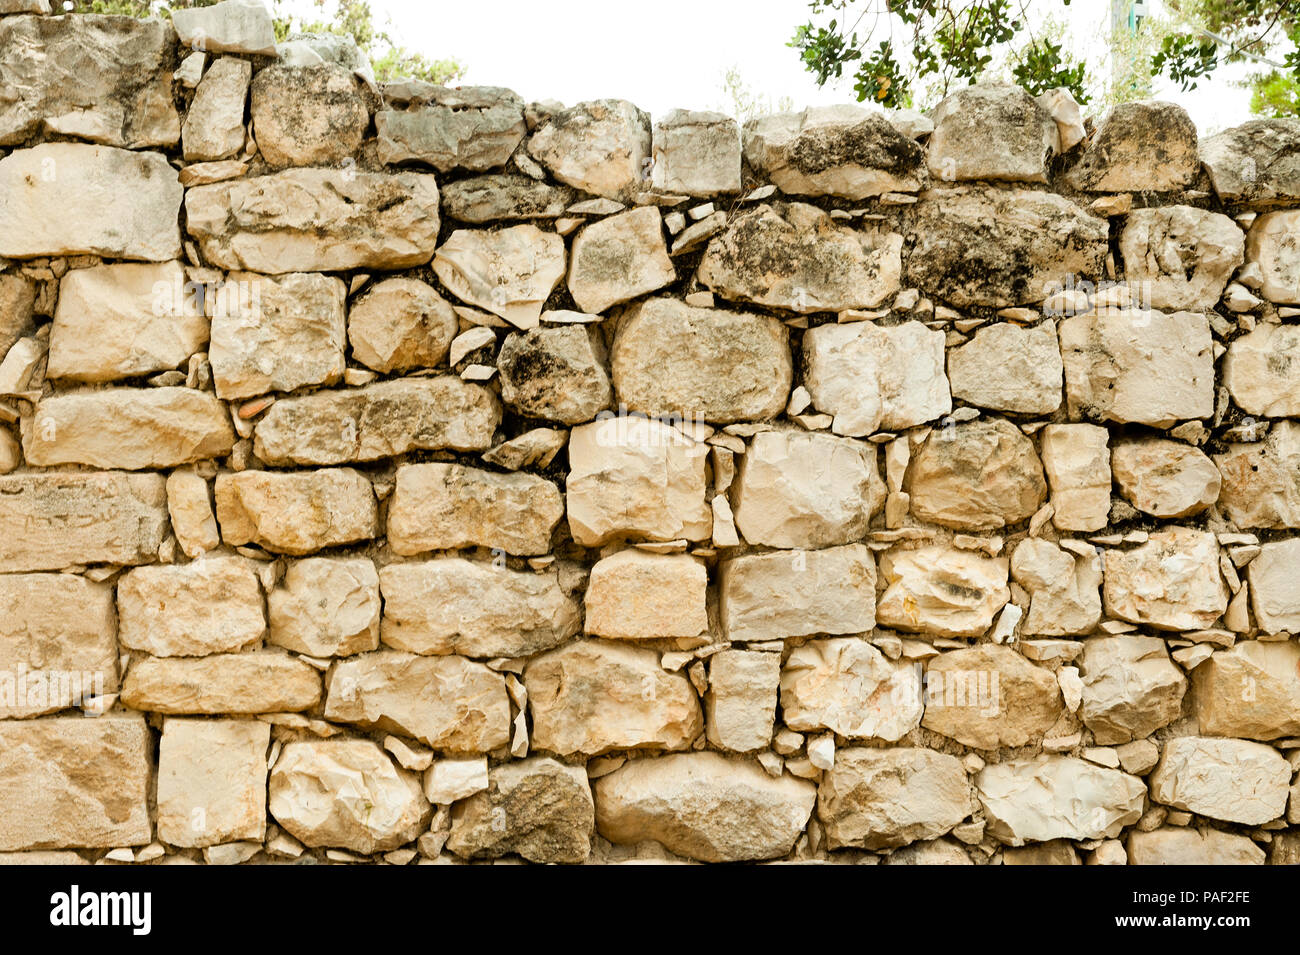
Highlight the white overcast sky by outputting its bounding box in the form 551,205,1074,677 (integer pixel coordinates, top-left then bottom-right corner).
330,0,1261,133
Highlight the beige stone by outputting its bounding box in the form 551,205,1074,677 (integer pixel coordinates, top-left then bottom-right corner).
121,652,321,714
922,645,1064,749
268,557,380,658
584,549,707,640
1119,206,1245,309
819,748,970,850
928,83,1056,183
568,207,675,314
171,0,278,55
907,417,1047,530
447,757,594,864
1111,438,1220,519
157,718,269,848
1065,101,1198,192
1011,538,1102,636
386,462,562,557
0,573,118,718
379,559,579,658
377,92,526,173
324,651,511,754
525,640,702,756
1216,421,1300,528
498,325,612,424
705,650,780,752
977,757,1146,845
1150,736,1290,825
652,109,741,197
566,416,711,547
440,173,575,223
0,471,168,572
269,739,430,854
1248,538,1300,633
719,543,875,642
802,320,950,435
423,756,488,804
433,225,566,329
594,752,816,862
877,546,1010,638
250,64,368,168
1199,117,1300,209
1193,640,1300,741
347,277,458,374
118,556,265,657
947,322,1063,415
1224,322,1300,417
1039,423,1111,532
23,388,235,470
0,715,152,851
1102,527,1227,631
733,430,883,548
1079,635,1187,744
527,99,651,200
182,57,250,161
1127,827,1264,865
611,297,791,423
1244,210,1300,303
215,468,378,555
781,637,922,741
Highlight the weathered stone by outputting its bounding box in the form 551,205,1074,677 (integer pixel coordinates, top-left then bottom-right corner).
1243,210,1300,303
157,718,269,848
819,748,970,849
121,652,321,714
802,320,950,434
269,739,430,853
947,322,1062,415
1249,538,1300,633
567,207,674,315
172,0,278,55
0,14,179,148
742,106,924,199
0,144,181,261
433,224,566,329
977,757,1146,845
23,387,235,469
209,271,346,400
347,277,458,374
185,168,440,273
47,261,208,383
733,429,883,548
215,468,378,555
440,174,575,223
447,757,594,863
1111,437,1220,519
1200,118,1300,209
268,557,380,658
1150,736,1289,825
1194,640,1300,740
883,839,974,865
0,573,117,718
1215,421,1300,528
1039,422,1111,532
423,756,487,804
1224,322,1300,417
906,417,1046,530
877,546,1010,638
183,57,250,161
720,543,875,642
377,94,526,172
0,471,168,572
1127,827,1264,865
498,325,612,424
527,99,651,200
1078,635,1187,744
249,64,367,168
928,83,1056,183
566,416,711,547
1065,101,1199,192
699,203,902,312
386,462,562,557
253,378,500,465
1102,527,1227,631
922,645,1063,749
379,559,579,658
903,186,1109,307
525,640,702,756
1060,308,1215,426
325,651,511,753
1011,538,1102,636
652,109,741,196
0,715,151,851
594,752,816,862
1003,841,1081,865
585,550,706,640
705,650,780,752
1119,206,1244,310
0,275,36,362
118,556,264,657
781,637,922,741
611,297,790,423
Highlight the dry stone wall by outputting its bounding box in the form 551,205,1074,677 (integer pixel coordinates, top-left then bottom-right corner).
2,0,1300,866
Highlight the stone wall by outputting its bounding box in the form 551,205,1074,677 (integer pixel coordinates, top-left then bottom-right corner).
1,0,1299,866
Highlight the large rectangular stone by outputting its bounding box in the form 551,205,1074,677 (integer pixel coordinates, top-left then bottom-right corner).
157,718,270,848
0,471,168,572
0,714,152,850
214,468,378,556
121,652,322,714
719,543,876,642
